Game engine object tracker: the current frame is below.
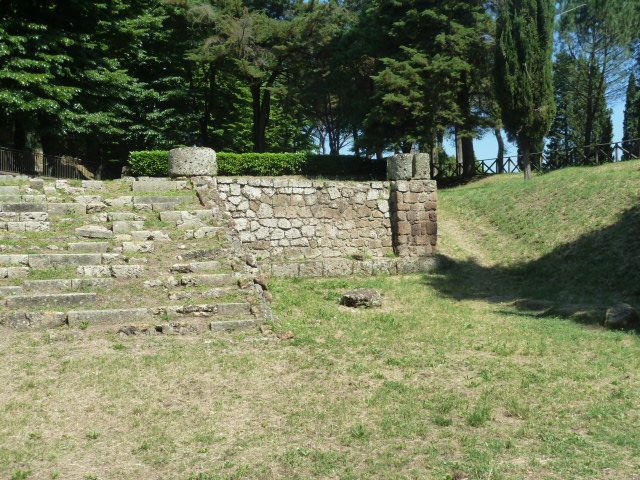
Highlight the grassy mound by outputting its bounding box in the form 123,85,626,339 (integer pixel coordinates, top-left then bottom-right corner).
437,160,640,305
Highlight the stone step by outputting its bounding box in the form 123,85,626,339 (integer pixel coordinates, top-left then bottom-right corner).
47,203,86,215
68,242,110,253
1,311,67,329
178,273,243,288
0,267,29,279
133,196,183,206
4,292,97,308
160,302,252,318
184,226,224,239
77,264,144,278
76,225,114,239
81,180,106,190
107,212,143,222
130,230,171,242
122,241,154,253
0,203,47,212
112,220,144,234
0,285,23,297
0,186,20,195
169,261,222,273
65,303,253,327
131,180,188,192
159,210,214,223
29,253,107,269
67,308,149,326
21,278,113,292
167,287,238,301
1,221,50,232
177,248,221,262
0,253,115,268
0,212,48,222
0,195,46,204
209,319,257,332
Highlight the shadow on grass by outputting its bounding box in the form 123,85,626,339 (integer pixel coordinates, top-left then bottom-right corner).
425,205,640,323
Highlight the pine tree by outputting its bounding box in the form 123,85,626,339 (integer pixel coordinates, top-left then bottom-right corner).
494,0,556,179
622,74,640,159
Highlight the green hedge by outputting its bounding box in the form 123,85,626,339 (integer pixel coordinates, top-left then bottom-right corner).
128,150,169,177
127,150,386,178
218,152,307,176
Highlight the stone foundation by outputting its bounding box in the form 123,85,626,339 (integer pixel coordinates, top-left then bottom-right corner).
211,175,438,275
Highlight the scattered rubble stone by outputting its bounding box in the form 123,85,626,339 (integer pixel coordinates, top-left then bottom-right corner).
340,288,382,308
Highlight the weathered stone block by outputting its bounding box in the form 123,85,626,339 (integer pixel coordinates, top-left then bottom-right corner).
1,311,67,330
169,147,217,177
76,225,113,239
387,154,414,180
110,265,145,278
5,292,96,308
28,253,102,269
67,308,148,326
112,220,144,234
122,241,154,253
340,288,382,308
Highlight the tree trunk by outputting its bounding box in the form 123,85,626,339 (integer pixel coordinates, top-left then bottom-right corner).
455,128,463,176
495,127,505,173
352,128,360,157
521,141,532,180
461,136,475,176
200,65,216,147
251,84,270,152
12,118,27,150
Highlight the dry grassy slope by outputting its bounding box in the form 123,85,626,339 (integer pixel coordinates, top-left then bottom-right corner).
437,160,640,305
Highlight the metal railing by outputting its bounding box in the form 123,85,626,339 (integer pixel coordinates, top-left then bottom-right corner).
433,139,640,179
0,147,98,179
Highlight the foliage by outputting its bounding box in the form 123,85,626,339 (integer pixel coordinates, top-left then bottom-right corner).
494,0,556,178
217,152,308,176
2,0,637,173
127,150,169,177
546,53,613,166
622,73,640,159
557,0,640,153
127,150,386,178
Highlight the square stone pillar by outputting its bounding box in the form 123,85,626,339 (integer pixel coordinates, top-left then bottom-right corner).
389,179,437,257
387,152,431,180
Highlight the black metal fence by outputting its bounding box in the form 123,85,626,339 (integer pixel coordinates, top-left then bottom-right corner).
433,139,640,180
0,147,99,179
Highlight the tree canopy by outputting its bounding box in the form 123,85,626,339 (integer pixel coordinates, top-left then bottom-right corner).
1,0,639,175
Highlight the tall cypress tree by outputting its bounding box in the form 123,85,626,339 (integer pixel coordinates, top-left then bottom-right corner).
622,73,640,159
494,0,556,179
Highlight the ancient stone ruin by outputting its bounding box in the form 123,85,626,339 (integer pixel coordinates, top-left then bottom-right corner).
0,149,437,333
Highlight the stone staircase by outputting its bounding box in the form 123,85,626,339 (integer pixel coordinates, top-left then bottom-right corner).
0,175,271,334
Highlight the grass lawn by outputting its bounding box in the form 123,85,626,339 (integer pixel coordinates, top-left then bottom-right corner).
1,162,639,479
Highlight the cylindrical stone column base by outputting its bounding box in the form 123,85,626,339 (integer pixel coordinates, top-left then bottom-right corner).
168,147,217,177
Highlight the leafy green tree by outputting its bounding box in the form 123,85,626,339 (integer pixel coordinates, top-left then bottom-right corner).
494,0,556,179
547,53,614,167
558,0,640,151
622,74,640,158
353,0,493,170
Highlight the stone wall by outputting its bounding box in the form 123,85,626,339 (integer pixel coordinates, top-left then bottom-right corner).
213,176,438,275
216,177,395,261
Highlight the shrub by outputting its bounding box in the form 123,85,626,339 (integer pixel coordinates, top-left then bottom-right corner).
127,150,169,176
127,150,386,178
217,152,307,176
